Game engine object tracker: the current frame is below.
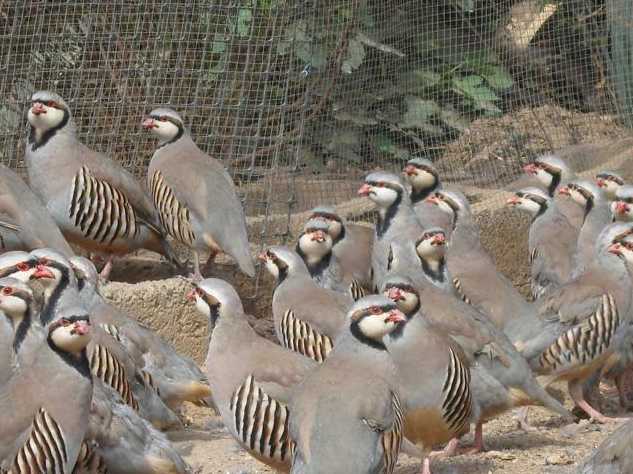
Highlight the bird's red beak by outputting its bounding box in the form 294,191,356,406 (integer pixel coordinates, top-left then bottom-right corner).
31,264,54,280
71,320,90,336
257,252,269,262
358,183,372,197
142,118,157,130
506,196,521,206
31,102,46,116
558,186,571,196
431,233,446,246
596,178,606,188
615,201,630,215
310,230,327,242
403,165,417,176
425,195,441,205
186,289,197,302
523,163,538,175
608,243,623,256
386,287,404,301
385,309,406,324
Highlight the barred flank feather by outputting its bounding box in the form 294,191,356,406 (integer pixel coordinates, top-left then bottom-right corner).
89,344,139,410
69,166,138,244
8,408,67,474
452,278,471,305
279,309,333,363
229,375,295,463
381,393,403,474
442,347,472,432
149,170,195,246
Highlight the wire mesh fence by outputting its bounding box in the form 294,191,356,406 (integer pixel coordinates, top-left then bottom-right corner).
1,0,632,249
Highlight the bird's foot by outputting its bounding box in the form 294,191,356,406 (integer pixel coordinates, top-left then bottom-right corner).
429,438,459,458
419,457,433,474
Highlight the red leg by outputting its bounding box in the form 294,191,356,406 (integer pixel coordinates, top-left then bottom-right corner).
569,379,628,423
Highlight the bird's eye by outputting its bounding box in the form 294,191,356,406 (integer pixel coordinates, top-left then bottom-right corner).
16,262,29,272
47,101,57,108
2,287,14,296
39,258,49,265
196,288,205,297
369,306,382,315
160,116,168,122
377,182,385,188
60,318,71,326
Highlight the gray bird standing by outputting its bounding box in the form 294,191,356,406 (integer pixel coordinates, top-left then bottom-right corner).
189,278,317,472
595,171,625,202
0,163,73,256
402,158,452,231
260,246,350,363
611,185,633,222
143,108,255,279
289,295,405,474
24,91,179,279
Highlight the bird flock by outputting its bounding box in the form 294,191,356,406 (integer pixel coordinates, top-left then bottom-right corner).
1,90,633,473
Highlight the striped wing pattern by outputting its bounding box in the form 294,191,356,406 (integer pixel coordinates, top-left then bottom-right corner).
69,166,138,244
8,408,67,474
279,309,333,363
89,344,139,411
539,294,619,372
442,347,472,432
229,375,295,464
380,393,404,474
349,279,366,302
148,170,195,246
72,441,107,474
99,324,122,344
452,278,472,305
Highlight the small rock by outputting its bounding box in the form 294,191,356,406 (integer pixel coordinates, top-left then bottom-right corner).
545,453,573,465
485,450,516,460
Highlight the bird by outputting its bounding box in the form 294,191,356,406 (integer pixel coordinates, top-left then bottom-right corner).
0,162,73,256
595,171,625,202
143,107,255,279
0,285,93,473
24,91,180,280
401,157,452,231
381,274,472,474
424,189,538,334
384,240,573,449
520,223,633,423
289,295,405,474
296,218,363,301
557,180,612,276
307,206,373,290
506,187,576,299
69,256,213,412
188,278,317,472
611,184,633,222
522,154,584,229
259,246,350,362
357,171,423,289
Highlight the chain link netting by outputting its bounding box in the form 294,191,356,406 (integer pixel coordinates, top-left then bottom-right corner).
1,0,632,247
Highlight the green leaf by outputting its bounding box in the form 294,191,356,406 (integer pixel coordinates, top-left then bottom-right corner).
454,0,475,12
411,69,442,88
375,134,411,161
452,75,499,102
237,8,252,37
439,107,471,131
475,100,502,115
341,37,366,74
399,96,441,132
480,65,514,90
211,33,227,54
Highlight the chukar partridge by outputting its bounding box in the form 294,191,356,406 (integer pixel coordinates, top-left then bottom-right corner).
522,154,584,229
29,250,182,430
558,180,612,276
520,223,633,422
402,158,452,231
0,289,93,473
296,218,363,301
358,172,424,289
425,189,536,333
289,295,405,474
189,278,317,472
384,243,573,449
260,246,350,362
381,274,472,473
143,107,255,279
611,185,633,222
506,187,576,299
0,163,73,256
70,256,213,411
24,91,179,279
595,171,625,202
308,206,373,289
